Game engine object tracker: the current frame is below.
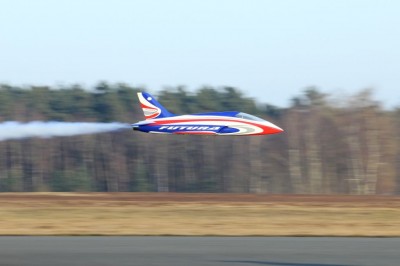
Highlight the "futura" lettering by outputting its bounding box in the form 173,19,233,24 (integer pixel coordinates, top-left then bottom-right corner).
159,126,221,130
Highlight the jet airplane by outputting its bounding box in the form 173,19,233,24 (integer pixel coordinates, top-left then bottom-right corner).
132,92,283,136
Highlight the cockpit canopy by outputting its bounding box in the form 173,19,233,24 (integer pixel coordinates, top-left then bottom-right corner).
235,112,266,122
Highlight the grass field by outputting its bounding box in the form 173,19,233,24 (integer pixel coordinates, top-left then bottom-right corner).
1,193,400,236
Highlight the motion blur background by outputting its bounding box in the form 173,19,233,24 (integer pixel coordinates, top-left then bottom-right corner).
0,0,400,194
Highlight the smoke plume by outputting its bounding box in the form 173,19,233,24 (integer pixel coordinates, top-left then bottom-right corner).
0,121,131,141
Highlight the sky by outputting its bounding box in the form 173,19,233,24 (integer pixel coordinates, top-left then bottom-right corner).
1,0,399,107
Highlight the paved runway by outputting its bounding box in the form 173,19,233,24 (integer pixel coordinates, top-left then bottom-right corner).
0,237,399,266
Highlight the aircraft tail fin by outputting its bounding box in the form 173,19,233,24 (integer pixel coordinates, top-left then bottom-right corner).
137,92,175,120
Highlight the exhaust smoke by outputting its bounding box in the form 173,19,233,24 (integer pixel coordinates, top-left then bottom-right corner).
0,121,131,141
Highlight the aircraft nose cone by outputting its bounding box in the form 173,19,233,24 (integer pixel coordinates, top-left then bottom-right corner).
263,121,284,134
274,126,284,133
269,125,284,134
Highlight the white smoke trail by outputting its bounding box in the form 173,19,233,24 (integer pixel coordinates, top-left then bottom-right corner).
0,121,131,141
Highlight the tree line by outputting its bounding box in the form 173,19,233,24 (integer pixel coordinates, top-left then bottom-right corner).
0,83,398,194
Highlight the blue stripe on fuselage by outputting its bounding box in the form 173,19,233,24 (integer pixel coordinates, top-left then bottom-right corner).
137,125,225,133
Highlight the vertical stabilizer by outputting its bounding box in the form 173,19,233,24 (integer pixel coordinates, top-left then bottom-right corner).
137,92,174,119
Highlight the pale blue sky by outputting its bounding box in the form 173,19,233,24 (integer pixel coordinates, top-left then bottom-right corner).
1,0,399,107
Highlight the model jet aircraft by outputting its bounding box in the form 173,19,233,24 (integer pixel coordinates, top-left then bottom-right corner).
132,92,283,136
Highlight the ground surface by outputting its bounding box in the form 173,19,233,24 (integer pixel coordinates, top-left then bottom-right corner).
1,236,400,266
0,193,400,236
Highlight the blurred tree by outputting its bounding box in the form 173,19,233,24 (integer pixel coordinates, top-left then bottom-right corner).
0,84,397,195
51,168,92,192
195,87,221,112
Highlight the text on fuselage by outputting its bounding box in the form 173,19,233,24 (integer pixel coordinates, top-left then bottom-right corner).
159,126,221,130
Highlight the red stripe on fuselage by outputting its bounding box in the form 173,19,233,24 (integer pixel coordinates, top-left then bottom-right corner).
151,118,260,127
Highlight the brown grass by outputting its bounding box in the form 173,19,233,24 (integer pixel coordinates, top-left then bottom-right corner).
1,193,400,236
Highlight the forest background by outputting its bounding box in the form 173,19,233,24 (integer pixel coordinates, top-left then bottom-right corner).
0,83,398,195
